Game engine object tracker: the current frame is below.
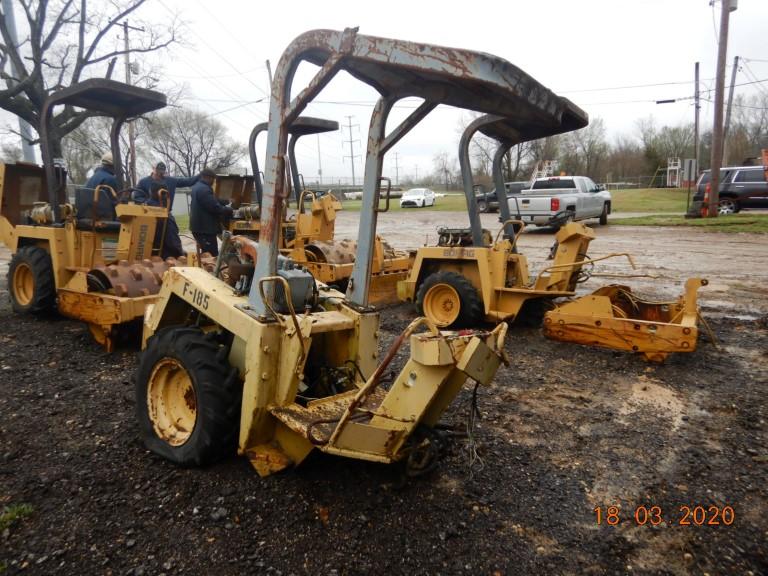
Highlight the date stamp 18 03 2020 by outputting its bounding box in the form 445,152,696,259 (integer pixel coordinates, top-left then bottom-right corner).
594,505,735,527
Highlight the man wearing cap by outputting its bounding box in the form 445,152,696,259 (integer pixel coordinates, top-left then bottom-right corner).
134,161,198,206
190,167,232,256
84,152,119,192
134,162,198,259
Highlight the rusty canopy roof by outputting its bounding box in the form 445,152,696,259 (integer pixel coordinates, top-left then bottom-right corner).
44,78,167,118
291,28,588,140
288,116,339,137
477,105,586,146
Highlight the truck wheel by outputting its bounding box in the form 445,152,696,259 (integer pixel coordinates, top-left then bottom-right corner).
416,271,483,328
135,327,240,467
477,199,488,213
8,246,56,314
599,203,609,225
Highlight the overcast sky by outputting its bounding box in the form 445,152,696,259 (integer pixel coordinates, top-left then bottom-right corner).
8,0,768,182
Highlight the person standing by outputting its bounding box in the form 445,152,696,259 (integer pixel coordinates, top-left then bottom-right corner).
190,168,232,256
134,162,197,259
134,161,198,206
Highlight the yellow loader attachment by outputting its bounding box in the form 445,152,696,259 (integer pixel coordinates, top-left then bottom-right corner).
257,319,508,476
543,278,709,362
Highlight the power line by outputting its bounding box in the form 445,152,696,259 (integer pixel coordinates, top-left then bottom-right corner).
156,0,269,101
164,67,266,80
557,79,715,94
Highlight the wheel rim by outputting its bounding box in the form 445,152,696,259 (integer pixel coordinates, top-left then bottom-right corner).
12,262,34,306
147,358,197,446
423,283,460,326
718,200,735,215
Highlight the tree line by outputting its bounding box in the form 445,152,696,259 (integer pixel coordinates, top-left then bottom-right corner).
421,94,768,190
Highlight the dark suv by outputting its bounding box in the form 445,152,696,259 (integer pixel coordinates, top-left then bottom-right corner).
693,165,768,214
476,181,528,213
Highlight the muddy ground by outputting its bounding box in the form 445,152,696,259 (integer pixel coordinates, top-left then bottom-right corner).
0,218,766,575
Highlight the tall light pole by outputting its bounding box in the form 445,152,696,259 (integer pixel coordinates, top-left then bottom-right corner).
708,0,737,218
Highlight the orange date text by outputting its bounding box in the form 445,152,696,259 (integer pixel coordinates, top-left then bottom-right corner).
593,505,735,526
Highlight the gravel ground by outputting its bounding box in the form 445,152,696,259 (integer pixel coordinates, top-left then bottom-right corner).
0,221,767,575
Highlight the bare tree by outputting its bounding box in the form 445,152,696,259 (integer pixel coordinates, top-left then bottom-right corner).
561,117,608,179
636,116,694,173
503,141,533,181
147,107,245,177
604,134,645,183
528,135,561,168
0,0,179,157
431,151,459,190
727,92,768,164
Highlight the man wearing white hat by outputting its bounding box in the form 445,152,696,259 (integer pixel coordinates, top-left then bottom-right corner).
84,152,119,193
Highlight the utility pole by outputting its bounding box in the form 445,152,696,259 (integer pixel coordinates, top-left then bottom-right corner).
393,151,400,185
265,60,273,86
694,62,700,176
122,21,144,186
708,0,736,218
316,134,322,185
342,115,360,186
1,0,36,162
722,55,739,165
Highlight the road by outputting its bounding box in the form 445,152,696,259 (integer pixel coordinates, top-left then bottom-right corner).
1,212,766,316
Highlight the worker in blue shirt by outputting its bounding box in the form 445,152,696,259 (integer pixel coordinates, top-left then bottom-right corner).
190,168,232,256
133,162,198,206
134,162,196,259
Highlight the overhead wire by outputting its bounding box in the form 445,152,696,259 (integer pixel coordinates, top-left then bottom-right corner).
153,1,324,169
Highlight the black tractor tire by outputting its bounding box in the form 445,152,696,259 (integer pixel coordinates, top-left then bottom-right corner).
416,270,484,328
8,245,56,314
477,199,489,213
599,203,609,225
135,327,241,467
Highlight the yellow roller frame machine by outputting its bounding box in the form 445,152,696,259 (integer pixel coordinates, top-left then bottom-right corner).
1,79,187,350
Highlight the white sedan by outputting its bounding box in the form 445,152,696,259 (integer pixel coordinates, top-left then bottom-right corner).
399,187,436,208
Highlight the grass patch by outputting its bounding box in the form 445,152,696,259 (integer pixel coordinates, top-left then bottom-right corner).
175,214,189,231
611,213,768,233
0,503,33,532
609,188,690,213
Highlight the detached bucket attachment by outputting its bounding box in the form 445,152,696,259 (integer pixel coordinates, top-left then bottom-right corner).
543,278,709,362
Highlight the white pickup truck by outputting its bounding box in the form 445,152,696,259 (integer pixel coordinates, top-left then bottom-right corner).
506,176,612,227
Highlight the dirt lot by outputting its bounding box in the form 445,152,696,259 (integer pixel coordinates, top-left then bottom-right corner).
0,218,766,575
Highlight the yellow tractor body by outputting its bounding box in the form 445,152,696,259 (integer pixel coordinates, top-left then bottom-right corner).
0,79,193,350
133,28,591,475
400,221,607,327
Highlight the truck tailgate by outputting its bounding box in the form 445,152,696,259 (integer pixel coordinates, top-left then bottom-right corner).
508,194,554,215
